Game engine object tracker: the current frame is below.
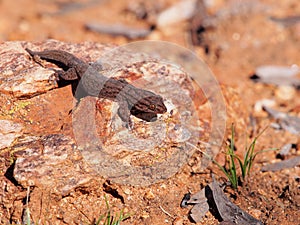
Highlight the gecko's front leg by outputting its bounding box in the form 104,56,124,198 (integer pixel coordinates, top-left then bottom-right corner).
117,100,133,129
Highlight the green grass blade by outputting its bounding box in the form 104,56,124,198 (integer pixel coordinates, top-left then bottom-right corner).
188,127,274,190
95,215,105,225
234,155,246,179
244,139,256,176
26,208,31,225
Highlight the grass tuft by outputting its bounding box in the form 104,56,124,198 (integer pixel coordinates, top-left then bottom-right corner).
211,124,276,189
94,195,130,225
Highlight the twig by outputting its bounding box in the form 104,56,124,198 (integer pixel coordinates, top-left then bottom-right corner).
159,205,174,218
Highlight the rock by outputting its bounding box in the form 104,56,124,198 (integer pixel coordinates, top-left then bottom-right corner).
85,23,151,39
256,65,299,78
0,40,207,191
2,40,225,190
172,217,184,225
0,41,56,98
0,120,23,149
254,99,276,113
275,85,296,101
156,0,197,27
13,134,95,196
144,189,155,200
0,40,112,98
263,106,300,135
251,65,300,87
72,63,203,186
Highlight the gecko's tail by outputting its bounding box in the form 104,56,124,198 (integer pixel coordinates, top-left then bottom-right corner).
25,48,35,57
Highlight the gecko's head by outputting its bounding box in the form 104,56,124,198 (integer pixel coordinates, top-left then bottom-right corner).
149,96,167,114
131,94,167,122
133,92,167,115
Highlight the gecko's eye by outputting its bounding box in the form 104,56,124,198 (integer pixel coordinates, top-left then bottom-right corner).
149,104,156,110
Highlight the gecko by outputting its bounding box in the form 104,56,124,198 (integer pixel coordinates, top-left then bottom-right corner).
25,48,167,127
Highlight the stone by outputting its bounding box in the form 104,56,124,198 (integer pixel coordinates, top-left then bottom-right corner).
0,120,23,149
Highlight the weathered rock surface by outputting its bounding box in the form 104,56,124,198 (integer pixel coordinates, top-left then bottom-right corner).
0,40,114,98
0,40,251,224
0,41,55,98
13,134,95,196
0,119,23,149
0,40,215,191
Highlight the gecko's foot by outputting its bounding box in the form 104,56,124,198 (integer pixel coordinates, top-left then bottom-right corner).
49,72,60,85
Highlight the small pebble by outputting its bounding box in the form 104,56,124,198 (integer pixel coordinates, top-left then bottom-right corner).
275,85,296,101
160,184,167,189
141,211,150,219
156,0,197,27
277,143,293,159
144,190,155,199
255,65,299,78
249,208,262,219
254,99,275,113
123,188,132,195
173,217,184,225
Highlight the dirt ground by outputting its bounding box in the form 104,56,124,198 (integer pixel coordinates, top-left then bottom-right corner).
0,0,300,224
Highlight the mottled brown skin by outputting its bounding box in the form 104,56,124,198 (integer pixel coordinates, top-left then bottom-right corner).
25,48,167,126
